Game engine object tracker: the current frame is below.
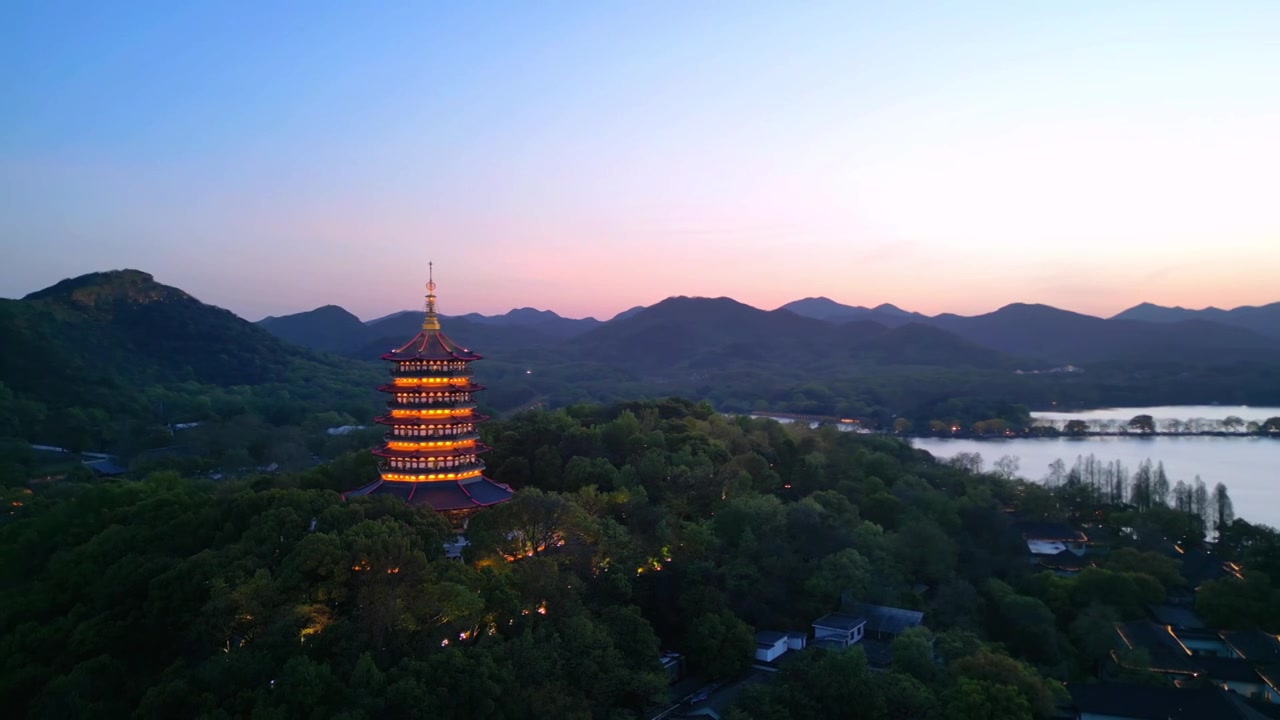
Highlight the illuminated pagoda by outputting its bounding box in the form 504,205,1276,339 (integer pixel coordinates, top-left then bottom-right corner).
346,263,512,529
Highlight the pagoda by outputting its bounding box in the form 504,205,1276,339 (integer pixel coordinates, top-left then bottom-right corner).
346,264,512,529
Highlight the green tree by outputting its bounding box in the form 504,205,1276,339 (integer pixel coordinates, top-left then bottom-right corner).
686,610,754,679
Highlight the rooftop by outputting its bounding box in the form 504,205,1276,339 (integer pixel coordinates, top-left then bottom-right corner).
812,613,867,632
1068,683,1271,720
1148,604,1206,630
344,476,513,510
1027,539,1069,555
754,631,788,646
1223,630,1280,663
845,602,925,636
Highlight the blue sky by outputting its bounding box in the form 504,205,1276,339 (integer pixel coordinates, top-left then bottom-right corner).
3,1,1278,320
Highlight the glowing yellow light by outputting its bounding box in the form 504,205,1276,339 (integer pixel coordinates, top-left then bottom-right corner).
380,469,484,482
390,408,473,417
393,377,473,387
387,439,476,450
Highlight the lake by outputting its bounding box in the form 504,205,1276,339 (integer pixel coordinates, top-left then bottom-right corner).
912,434,1280,530
1032,405,1280,423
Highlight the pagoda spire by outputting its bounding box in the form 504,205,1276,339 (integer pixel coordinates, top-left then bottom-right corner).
423,261,441,331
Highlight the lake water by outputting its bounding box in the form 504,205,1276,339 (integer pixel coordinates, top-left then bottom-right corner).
1032,405,1280,423
912,435,1280,530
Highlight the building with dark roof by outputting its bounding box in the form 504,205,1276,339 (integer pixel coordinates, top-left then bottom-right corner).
345,266,512,529
811,613,866,649
1068,683,1272,720
1147,604,1206,630
1037,547,1094,575
753,630,806,663
1114,621,1280,702
845,602,925,642
83,458,127,477
1014,520,1092,569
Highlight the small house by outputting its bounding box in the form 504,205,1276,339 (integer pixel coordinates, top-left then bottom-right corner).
811,613,866,649
752,631,807,663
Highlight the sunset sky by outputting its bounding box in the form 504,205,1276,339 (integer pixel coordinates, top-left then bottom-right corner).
3,1,1278,321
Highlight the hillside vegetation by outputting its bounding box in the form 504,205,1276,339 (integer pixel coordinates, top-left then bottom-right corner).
4,400,1279,719
0,271,381,454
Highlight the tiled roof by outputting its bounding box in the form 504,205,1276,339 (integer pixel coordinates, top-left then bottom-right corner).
382,329,481,362
344,477,513,510
1068,683,1271,720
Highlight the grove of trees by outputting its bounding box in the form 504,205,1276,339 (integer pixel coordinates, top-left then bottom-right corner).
3,399,1279,719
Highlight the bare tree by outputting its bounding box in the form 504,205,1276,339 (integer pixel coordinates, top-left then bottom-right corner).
1152,462,1170,508
1193,476,1210,529
947,452,984,474
1046,458,1066,486
1211,483,1235,534
1172,480,1192,513
994,455,1021,480
1130,460,1153,511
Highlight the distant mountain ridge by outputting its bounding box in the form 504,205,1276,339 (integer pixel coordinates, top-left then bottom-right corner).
258,305,370,354
924,303,1279,363
779,297,927,326
255,305,601,357
1113,301,1280,339
8,271,1280,437
12,270,1277,379
254,291,1280,368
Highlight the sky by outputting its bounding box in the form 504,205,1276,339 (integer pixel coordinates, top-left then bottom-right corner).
2,1,1279,321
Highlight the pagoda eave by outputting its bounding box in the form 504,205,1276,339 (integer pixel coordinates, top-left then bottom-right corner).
345,477,513,511
373,444,490,459
374,414,490,427
377,382,485,394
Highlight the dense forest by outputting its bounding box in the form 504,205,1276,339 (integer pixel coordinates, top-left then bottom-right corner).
4,400,1279,719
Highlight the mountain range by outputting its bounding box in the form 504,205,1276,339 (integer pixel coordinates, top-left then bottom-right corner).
1111,301,1280,338
5,270,1280,437
254,293,1280,368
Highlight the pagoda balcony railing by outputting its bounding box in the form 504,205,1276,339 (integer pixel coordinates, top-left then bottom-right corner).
385,393,476,404
385,400,477,411
379,459,486,475
386,425,477,438
384,431,480,443
389,366,473,378
378,382,483,394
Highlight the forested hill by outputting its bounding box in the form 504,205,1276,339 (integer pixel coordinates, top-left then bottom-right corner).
4,400,1279,718
0,270,380,451
258,304,371,354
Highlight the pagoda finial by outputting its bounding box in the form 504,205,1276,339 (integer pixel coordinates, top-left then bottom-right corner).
423,262,441,331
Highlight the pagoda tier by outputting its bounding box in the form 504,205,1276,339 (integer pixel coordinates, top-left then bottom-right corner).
345,266,512,529
373,443,492,460
377,381,485,394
